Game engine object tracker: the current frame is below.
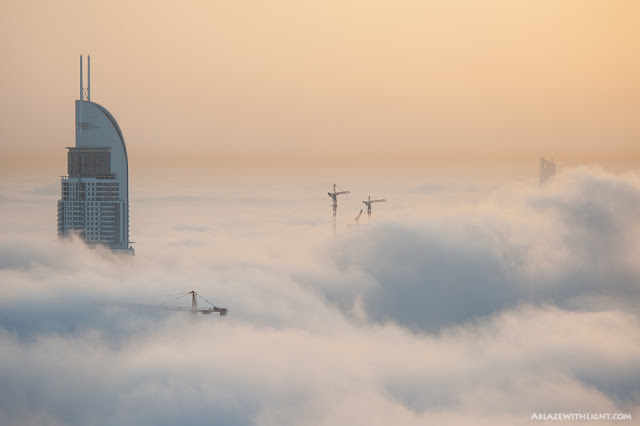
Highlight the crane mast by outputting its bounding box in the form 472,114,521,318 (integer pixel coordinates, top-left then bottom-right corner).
191,290,198,319
328,184,350,234
363,195,386,222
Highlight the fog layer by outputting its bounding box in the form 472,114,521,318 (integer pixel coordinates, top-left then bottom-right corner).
0,166,638,425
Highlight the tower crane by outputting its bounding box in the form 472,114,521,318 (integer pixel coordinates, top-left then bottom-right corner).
354,209,363,226
113,291,228,318
328,184,350,233
363,196,386,222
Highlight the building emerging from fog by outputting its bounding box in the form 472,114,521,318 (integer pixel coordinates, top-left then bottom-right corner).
539,156,556,184
57,56,134,253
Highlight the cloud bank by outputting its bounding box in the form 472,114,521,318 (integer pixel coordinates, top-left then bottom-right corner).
0,166,639,425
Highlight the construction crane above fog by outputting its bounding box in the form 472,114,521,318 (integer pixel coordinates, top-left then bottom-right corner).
363,196,386,223
354,209,363,226
113,291,228,318
328,184,350,233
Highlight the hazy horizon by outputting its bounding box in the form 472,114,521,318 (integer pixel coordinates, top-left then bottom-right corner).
1,0,639,174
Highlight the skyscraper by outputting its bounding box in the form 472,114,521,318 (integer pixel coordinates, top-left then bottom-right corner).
539,156,557,184
57,55,134,253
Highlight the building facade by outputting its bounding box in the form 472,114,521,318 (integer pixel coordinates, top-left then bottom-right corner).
57,56,134,253
539,156,557,184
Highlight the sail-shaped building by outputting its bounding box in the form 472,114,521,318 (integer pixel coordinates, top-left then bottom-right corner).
57,56,134,253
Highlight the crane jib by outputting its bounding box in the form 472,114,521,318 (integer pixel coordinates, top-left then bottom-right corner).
111,290,228,316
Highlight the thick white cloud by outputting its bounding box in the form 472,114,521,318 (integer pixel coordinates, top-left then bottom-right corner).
0,166,638,425
308,167,640,332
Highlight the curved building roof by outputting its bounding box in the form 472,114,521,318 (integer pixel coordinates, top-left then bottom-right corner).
75,99,130,248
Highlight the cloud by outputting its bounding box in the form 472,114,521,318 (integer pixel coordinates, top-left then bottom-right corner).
0,307,638,426
0,166,639,425
303,167,640,333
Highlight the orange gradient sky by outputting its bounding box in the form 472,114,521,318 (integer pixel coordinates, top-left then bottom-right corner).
1,0,639,175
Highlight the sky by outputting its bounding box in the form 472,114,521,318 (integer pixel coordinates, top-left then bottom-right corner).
1,1,640,425
1,0,639,175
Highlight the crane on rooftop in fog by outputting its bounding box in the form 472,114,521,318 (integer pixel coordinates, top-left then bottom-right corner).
328,184,350,233
363,196,386,223
113,291,228,319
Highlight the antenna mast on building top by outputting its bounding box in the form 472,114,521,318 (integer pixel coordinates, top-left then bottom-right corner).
79,54,91,101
